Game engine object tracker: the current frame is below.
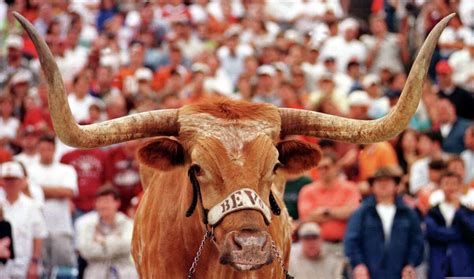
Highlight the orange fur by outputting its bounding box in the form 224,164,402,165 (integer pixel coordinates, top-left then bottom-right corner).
133,99,297,278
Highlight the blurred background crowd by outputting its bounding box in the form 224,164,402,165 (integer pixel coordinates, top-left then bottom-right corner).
0,0,473,278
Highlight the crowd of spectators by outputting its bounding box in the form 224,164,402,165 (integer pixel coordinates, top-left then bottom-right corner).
0,0,473,278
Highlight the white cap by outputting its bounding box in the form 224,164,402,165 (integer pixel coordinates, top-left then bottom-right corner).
135,67,153,81
310,24,329,47
224,25,241,39
10,70,32,85
348,90,371,107
298,222,321,238
339,17,359,33
191,63,210,74
284,30,303,43
6,34,24,49
362,74,380,88
319,72,334,82
0,161,25,179
257,65,276,77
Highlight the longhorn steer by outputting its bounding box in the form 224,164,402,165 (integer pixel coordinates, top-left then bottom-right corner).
14,12,454,279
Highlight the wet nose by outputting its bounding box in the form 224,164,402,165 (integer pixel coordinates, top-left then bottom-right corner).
221,230,273,271
232,231,268,252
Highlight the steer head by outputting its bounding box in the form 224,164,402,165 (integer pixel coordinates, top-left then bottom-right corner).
13,11,454,275
137,101,321,270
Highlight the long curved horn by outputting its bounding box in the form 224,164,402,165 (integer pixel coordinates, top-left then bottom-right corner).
14,12,178,148
279,14,455,144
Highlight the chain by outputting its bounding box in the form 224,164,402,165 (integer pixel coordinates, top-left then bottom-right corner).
187,229,212,279
271,240,294,279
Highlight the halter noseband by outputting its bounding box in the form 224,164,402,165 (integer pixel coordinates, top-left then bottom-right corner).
185,165,281,227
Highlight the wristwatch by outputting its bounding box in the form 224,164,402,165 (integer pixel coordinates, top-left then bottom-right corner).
30,257,40,264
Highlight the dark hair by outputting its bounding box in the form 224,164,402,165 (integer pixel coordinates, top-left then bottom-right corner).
39,134,56,145
421,130,443,145
428,159,447,170
96,186,121,201
347,60,360,69
439,170,462,183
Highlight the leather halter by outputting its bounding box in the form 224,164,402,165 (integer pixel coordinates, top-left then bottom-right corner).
185,165,281,227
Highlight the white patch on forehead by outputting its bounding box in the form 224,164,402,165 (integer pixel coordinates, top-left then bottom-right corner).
179,113,279,161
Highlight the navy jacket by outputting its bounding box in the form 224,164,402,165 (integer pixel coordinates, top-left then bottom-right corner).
344,196,424,279
441,117,472,154
425,205,474,279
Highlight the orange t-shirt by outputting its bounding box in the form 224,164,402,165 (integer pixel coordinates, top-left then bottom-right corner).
298,178,361,241
358,142,398,181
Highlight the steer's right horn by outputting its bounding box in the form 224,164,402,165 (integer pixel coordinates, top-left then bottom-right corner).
279,14,455,144
14,12,179,148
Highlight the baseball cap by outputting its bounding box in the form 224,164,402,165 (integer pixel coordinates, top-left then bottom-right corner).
362,74,380,88
191,63,210,74
0,161,25,179
6,34,24,50
319,72,334,82
435,60,452,75
257,65,276,77
339,18,359,33
348,90,371,107
135,67,153,81
10,70,32,85
298,222,321,238
21,125,42,137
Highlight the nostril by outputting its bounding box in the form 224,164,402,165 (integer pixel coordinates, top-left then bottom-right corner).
234,232,268,250
232,235,243,250
260,236,269,251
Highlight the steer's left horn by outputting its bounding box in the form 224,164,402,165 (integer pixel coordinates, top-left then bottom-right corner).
14,12,179,148
279,13,455,144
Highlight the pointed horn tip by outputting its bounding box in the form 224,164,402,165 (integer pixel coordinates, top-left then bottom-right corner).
437,13,456,27
13,11,26,24
13,12,34,31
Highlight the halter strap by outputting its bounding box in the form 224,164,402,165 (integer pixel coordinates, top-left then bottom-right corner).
186,166,281,226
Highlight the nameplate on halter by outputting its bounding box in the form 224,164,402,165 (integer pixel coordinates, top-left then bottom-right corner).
208,188,272,226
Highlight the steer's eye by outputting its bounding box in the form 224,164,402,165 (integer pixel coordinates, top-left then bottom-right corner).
273,162,283,173
190,164,203,176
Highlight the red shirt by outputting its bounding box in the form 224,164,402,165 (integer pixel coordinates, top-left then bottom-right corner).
105,146,142,212
298,177,360,241
61,149,107,212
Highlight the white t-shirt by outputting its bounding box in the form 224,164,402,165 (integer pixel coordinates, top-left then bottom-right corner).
27,162,78,235
0,194,48,278
0,117,19,140
439,202,457,227
320,36,367,73
67,94,104,123
376,203,396,242
14,152,40,166
0,180,44,207
448,48,474,91
461,149,474,184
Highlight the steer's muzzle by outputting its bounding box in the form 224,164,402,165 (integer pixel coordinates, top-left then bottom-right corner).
219,229,273,271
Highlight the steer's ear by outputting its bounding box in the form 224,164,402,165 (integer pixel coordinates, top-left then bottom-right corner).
137,138,186,171
276,140,321,174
